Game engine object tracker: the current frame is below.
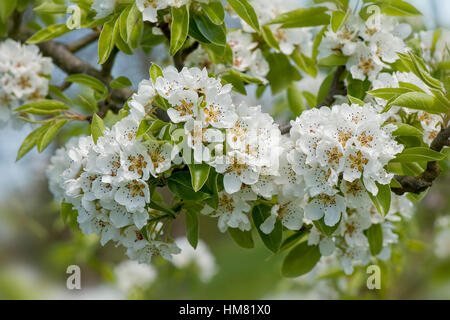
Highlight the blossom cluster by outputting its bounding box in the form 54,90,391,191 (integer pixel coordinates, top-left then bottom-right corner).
372,71,443,145
0,39,53,126
318,12,411,81
286,104,405,273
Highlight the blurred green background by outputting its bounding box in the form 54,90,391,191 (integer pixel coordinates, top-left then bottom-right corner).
0,0,449,299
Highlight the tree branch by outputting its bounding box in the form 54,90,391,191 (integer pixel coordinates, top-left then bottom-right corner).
280,66,347,135
392,125,450,195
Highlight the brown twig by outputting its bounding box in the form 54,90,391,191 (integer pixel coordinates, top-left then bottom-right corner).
280,66,347,135
66,32,99,52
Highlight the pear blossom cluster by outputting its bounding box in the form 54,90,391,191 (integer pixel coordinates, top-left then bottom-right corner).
234,0,314,56
372,71,443,145
46,66,413,276
288,103,404,226
318,13,411,81
416,29,450,69
306,193,413,275
0,39,53,126
46,79,183,264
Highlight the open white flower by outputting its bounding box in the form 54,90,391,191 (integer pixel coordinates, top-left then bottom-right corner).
260,197,304,234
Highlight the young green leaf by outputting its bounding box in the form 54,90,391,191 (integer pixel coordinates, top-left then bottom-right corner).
65,74,108,100
192,13,226,47
228,0,260,32
110,76,132,89
15,99,69,113
150,63,164,83
391,147,446,163
37,119,68,153
269,7,330,29
170,5,190,56
287,84,306,117
91,114,106,144
98,17,118,64
367,182,391,217
185,209,199,249
188,163,211,192
365,223,383,256
26,24,70,44
200,1,225,25
16,125,48,161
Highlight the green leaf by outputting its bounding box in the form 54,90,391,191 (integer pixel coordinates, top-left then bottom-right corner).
291,51,318,77
266,52,301,94
170,5,190,56
347,95,365,106
192,13,226,46
347,78,371,100
168,171,212,200
98,17,118,64
16,125,47,161
37,119,68,153
221,70,247,95
318,54,348,67
91,114,106,144
269,7,330,29
391,123,423,137
380,0,422,16
331,10,346,33
287,84,306,117
282,242,321,278
110,76,132,89
15,99,69,114
391,147,446,163
228,228,254,249
33,2,67,14
61,202,78,231
200,1,225,25
188,163,211,192
261,25,280,50
368,87,414,100
252,204,282,253
65,74,108,100
185,209,199,249
228,0,260,32
279,230,308,253
367,182,391,217
126,3,143,49
365,223,384,256
26,24,70,44
150,63,164,83
0,0,17,23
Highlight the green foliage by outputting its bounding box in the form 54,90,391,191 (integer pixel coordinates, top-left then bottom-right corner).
367,183,391,217
228,228,254,249
228,0,260,32
170,5,190,56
